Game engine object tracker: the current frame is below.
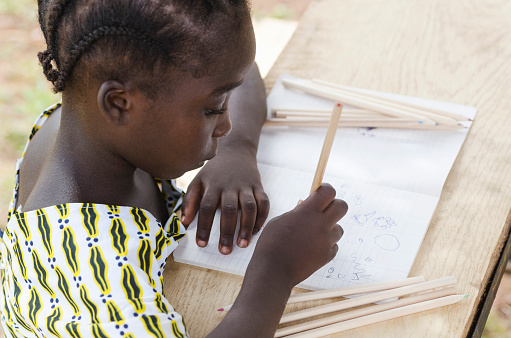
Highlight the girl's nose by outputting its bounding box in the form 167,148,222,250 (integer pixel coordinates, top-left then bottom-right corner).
212,112,232,138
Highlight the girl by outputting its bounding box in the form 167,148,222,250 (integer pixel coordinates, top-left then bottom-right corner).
0,0,347,337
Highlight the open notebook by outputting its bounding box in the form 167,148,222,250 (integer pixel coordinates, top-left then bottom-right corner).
173,74,477,291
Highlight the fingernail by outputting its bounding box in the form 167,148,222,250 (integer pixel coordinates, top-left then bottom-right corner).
181,214,186,223
297,199,303,205
238,239,248,248
197,240,207,247
220,246,231,255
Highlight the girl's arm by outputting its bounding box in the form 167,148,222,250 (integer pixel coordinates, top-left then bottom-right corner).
207,184,347,337
181,63,270,254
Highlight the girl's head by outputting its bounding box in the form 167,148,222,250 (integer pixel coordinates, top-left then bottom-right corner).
36,0,256,178
37,0,252,93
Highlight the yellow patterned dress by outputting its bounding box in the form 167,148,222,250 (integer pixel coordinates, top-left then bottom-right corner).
0,103,188,337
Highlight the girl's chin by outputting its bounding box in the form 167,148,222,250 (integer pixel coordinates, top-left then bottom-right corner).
171,152,216,178
184,159,208,173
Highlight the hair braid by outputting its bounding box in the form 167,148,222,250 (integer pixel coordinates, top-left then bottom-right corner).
47,0,73,63
38,0,73,92
37,50,59,82
55,26,167,92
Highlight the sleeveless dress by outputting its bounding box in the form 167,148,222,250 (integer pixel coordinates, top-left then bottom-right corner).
0,103,189,337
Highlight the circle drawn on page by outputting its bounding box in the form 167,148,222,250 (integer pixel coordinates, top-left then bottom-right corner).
374,234,400,251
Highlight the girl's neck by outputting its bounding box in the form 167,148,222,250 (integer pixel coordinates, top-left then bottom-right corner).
51,101,134,194
19,100,167,221
56,103,138,190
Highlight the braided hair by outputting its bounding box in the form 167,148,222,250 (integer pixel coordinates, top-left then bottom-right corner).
37,0,250,93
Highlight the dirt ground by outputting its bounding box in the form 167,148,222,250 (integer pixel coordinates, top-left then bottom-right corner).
0,0,509,336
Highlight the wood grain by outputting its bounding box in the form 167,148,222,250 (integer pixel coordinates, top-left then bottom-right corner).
164,0,511,336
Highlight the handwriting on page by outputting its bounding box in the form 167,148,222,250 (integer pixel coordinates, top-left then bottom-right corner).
174,163,439,291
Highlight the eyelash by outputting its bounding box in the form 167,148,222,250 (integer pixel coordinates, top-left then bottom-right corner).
205,108,227,116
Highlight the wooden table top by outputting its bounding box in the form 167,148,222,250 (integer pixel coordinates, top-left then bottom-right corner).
164,0,511,336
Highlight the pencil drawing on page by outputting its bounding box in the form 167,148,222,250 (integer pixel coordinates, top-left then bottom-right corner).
373,216,397,230
374,234,400,251
352,211,376,225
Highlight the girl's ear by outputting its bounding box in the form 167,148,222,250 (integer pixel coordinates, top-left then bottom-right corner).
97,80,134,125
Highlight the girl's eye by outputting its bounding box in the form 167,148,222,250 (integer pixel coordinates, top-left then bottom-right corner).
205,108,227,116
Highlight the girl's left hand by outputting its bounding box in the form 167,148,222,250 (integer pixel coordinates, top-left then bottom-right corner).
180,151,270,255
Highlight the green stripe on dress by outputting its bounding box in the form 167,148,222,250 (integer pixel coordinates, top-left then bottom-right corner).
32,249,55,297
28,287,43,326
121,265,145,313
62,227,80,277
36,209,53,258
46,306,62,337
110,219,129,256
141,315,165,338
79,285,99,323
89,246,110,294
55,266,80,315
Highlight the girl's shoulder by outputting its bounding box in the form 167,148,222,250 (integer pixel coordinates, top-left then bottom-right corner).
25,102,62,151
6,102,62,224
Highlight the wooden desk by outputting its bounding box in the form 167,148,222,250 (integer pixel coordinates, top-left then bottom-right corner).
164,0,511,336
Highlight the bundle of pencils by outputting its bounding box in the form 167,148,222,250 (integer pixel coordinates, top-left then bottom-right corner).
218,276,467,337
265,78,470,130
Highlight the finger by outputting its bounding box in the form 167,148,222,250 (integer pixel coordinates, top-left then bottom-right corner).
219,191,239,255
331,224,344,244
181,180,203,226
328,244,339,261
196,190,220,247
253,190,270,234
237,190,257,247
300,183,337,211
323,199,349,221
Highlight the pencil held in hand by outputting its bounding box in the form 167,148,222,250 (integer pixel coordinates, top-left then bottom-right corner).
310,103,343,194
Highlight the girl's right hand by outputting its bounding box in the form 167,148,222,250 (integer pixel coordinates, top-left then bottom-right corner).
248,183,348,288
208,183,347,338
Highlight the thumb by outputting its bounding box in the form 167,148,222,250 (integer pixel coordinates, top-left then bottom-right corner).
181,181,202,225
300,183,337,211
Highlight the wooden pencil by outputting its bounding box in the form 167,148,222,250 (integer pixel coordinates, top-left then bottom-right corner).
284,294,467,337
274,287,456,337
285,276,424,304
218,276,425,312
310,103,343,194
273,117,419,123
282,78,440,125
312,78,471,122
274,111,395,119
264,118,465,130
279,276,456,324
310,82,461,127
271,107,377,117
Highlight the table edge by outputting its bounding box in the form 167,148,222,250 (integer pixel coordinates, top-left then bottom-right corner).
468,207,511,337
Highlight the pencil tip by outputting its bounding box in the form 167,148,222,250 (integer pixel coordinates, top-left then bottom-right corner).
464,295,469,298
337,103,341,107
418,121,424,124
218,308,224,312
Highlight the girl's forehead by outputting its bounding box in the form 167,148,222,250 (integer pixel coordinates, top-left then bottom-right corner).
180,55,253,100
194,18,256,90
